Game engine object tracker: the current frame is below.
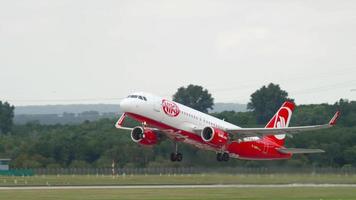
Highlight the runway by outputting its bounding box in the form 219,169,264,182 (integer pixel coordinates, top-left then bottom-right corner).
1,184,356,190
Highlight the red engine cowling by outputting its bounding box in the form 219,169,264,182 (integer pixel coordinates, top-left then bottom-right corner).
131,126,158,146
201,126,228,147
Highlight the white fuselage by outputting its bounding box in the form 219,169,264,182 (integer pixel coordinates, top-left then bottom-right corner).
119,92,240,135
118,92,297,160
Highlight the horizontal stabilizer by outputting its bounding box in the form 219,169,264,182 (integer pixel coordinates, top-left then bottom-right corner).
277,148,325,154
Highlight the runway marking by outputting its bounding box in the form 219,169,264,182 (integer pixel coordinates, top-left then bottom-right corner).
1,184,356,190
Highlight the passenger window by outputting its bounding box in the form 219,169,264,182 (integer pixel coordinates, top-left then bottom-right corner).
138,96,143,100
143,96,147,101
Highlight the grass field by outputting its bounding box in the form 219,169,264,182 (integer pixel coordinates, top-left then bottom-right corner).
1,174,356,200
1,187,356,200
1,174,356,186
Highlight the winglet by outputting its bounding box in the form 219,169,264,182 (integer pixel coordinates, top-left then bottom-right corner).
115,113,126,129
328,111,340,126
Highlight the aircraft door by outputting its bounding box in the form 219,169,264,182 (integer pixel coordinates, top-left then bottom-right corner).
153,99,161,113
152,99,164,123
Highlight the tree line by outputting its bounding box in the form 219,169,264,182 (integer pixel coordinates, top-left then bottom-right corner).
0,101,14,134
0,84,355,168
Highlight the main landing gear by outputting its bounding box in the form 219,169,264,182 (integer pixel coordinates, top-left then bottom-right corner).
170,152,183,162
216,152,230,162
170,142,183,162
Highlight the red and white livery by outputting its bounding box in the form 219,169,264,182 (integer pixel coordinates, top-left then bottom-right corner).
116,92,340,162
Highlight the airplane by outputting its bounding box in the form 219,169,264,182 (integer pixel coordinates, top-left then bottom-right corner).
115,92,340,162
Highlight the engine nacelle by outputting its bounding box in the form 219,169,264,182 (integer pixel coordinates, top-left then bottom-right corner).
201,126,228,147
131,126,158,146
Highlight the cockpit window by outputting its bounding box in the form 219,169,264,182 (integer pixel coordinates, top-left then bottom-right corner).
127,95,147,101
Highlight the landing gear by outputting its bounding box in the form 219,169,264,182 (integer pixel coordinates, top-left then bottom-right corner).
222,152,230,161
176,153,183,161
216,153,223,161
216,152,229,162
170,142,183,162
171,152,183,162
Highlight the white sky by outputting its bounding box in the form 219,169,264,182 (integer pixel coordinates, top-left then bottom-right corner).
1,0,356,106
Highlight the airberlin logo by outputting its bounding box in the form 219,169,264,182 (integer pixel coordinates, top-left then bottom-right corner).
275,116,286,128
274,107,291,128
162,99,180,117
273,107,292,140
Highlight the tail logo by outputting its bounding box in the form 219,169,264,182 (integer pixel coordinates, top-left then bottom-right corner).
273,107,292,140
275,116,286,128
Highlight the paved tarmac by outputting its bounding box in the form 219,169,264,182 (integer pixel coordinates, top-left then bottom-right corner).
1,184,356,190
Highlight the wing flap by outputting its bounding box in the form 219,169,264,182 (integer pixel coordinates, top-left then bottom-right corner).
277,148,325,154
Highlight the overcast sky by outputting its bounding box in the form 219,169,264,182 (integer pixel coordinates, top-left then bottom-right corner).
1,0,356,106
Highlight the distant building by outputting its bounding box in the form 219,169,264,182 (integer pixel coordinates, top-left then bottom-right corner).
0,159,11,171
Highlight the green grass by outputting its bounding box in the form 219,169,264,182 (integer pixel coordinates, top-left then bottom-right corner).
1,174,356,200
1,188,356,200
1,173,356,186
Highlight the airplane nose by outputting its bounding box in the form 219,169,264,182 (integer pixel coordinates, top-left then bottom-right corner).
119,99,129,111
119,99,124,109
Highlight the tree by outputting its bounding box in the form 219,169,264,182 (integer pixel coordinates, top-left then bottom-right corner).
247,83,293,124
173,84,214,113
2,100,356,168
0,101,15,134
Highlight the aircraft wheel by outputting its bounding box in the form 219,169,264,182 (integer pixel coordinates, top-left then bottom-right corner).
176,153,183,162
222,152,230,162
216,153,223,162
170,153,177,162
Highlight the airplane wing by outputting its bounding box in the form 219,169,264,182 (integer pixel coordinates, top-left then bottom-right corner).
114,112,172,133
115,113,161,131
114,113,134,130
226,111,340,138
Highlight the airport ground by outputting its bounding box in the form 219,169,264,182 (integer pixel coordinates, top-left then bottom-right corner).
1,187,356,200
1,173,356,186
1,174,356,199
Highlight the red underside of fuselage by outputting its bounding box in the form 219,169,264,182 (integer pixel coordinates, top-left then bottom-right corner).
126,112,292,160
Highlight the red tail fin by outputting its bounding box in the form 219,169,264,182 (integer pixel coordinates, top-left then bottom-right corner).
264,101,295,146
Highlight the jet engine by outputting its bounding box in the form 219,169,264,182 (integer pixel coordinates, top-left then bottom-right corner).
201,126,228,147
131,126,158,146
